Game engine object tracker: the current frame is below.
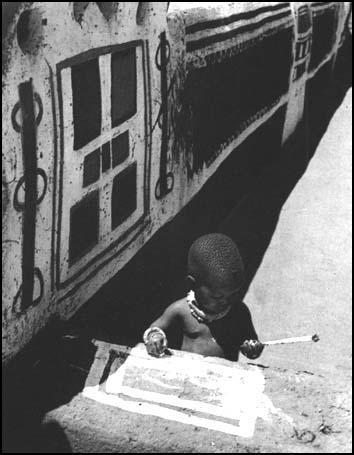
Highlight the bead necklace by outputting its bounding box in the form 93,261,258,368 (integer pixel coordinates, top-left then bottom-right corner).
186,290,231,324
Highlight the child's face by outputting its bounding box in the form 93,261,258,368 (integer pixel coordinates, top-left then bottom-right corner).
194,281,240,317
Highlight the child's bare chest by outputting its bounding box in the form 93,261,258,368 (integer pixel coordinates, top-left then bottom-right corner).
181,313,225,357
183,316,212,339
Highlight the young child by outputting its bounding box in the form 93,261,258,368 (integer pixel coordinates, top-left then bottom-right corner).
143,233,263,361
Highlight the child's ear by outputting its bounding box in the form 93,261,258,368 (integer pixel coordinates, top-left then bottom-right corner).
186,275,196,289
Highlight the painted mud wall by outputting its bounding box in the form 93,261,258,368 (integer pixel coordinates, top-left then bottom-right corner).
2,2,169,363
165,2,350,205
2,2,351,364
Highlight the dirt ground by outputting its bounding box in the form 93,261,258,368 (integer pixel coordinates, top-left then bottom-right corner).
41,343,351,453
242,88,352,381
240,88,353,451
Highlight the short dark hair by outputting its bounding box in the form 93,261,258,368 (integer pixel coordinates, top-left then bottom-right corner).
187,233,244,288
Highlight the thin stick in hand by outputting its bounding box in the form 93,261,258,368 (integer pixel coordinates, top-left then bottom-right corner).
262,334,319,346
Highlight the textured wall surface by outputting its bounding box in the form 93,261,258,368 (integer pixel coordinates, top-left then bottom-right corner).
2,2,351,363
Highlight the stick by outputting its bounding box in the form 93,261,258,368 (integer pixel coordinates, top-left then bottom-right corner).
262,334,319,346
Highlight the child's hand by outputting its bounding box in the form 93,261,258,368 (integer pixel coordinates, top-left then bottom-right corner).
143,327,168,358
240,339,264,359
146,334,166,357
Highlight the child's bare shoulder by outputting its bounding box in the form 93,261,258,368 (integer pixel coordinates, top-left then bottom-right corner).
166,297,189,318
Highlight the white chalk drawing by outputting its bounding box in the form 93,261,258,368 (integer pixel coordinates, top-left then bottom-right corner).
83,346,293,437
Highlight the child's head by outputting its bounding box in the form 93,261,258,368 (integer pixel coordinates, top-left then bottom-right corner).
187,233,244,317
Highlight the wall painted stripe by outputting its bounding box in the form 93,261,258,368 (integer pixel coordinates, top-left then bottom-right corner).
186,10,291,53
186,3,290,35
312,2,334,7
18,79,37,310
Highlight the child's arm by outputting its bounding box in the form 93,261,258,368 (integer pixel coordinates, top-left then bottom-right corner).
143,301,182,357
149,302,181,332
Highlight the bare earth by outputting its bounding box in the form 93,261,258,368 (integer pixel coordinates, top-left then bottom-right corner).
242,88,352,451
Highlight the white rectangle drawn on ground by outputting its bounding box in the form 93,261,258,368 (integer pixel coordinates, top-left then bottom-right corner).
83,345,290,438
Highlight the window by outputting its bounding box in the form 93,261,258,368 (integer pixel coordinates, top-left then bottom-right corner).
58,42,147,284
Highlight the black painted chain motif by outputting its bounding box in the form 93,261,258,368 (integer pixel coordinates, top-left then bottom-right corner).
13,168,48,212
12,81,45,310
11,92,43,133
154,32,175,199
12,90,47,211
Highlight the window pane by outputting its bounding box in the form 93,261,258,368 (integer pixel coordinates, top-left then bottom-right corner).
111,162,137,229
69,190,99,264
111,47,137,127
101,141,111,173
72,58,102,150
83,148,100,187
112,130,129,167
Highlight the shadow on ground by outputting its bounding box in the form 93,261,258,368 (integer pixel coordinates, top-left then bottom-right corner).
2,36,352,453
